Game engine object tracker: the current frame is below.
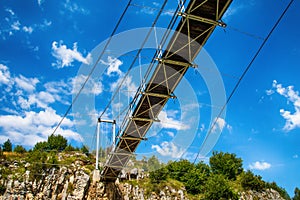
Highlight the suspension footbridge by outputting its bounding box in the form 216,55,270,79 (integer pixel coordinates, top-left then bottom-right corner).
100,0,232,182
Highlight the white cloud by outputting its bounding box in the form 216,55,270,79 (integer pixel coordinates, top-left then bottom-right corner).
51,41,92,68
71,75,103,95
249,161,271,170
222,1,255,21
44,80,70,95
63,0,90,15
42,19,52,27
1,107,19,115
5,8,15,16
166,131,175,138
0,107,82,147
266,89,274,96
162,9,175,17
151,141,184,158
14,75,39,92
211,117,226,133
101,56,123,76
0,64,11,85
0,65,85,146
11,20,21,31
38,0,45,6
18,96,31,109
199,124,205,132
158,110,190,131
272,80,300,131
226,124,233,133
110,75,137,98
22,26,33,34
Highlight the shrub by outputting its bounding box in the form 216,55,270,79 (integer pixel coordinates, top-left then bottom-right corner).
240,170,265,191
149,167,168,183
203,174,238,200
14,145,27,154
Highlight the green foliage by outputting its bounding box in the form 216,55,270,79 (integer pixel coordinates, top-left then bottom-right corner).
240,170,265,192
47,152,59,168
64,144,77,152
14,145,27,154
209,151,243,180
0,145,4,158
80,145,89,155
3,139,12,152
26,150,47,181
32,134,68,152
147,155,162,172
167,159,194,182
184,162,210,194
33,141,48,151
149,166,168,183
266,182,291,200
47,134,67,151
203,174,238,200
293,187,300,200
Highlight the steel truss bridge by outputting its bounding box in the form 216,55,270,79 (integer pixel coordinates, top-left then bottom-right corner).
100,0,232,182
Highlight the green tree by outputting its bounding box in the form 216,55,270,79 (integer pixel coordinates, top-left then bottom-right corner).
241,170,265,191
293,187,300,200
81,145,89,155
14,145,27,154
147,155,161,172
64,144,77,152
185,162,210,194
203,174,238,200
47,134,67,151
209,151,243,180
3,139,12,152
167,159,194,183
0,145,3,157
149,166,168,183
33,141,48,151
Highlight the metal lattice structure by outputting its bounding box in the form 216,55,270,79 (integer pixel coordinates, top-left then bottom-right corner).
100,0,232,182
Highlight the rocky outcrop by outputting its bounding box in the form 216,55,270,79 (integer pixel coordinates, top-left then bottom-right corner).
239,189,286,200
119,183,186,200
1,167,91,200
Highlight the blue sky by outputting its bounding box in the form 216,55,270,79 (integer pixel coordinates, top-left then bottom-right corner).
0,0,299,196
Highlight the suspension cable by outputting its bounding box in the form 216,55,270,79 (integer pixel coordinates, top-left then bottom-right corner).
99,0,169,118
193,0,295,164
51,0,132,135
114,0,186,137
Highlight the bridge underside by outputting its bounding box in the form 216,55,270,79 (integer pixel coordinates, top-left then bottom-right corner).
100,0,232,182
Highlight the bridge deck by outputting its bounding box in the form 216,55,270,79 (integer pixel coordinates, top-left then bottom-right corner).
100,0,232,182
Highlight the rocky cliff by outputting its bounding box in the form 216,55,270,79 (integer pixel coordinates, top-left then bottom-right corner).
0,153,286,200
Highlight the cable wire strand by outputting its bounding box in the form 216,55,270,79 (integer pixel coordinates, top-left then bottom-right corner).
193,0,295,164
51,0,133,135
99,0,169,119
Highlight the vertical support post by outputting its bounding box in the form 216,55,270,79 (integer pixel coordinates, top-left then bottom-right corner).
112,120,116,149
95,118,100,170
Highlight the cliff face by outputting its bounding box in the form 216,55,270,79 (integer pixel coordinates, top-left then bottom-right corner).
0,153,187,200
0,153,286,200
